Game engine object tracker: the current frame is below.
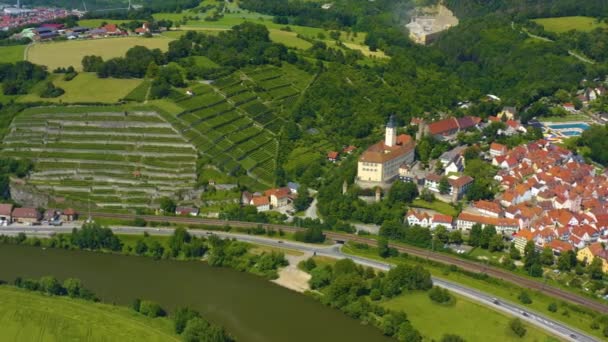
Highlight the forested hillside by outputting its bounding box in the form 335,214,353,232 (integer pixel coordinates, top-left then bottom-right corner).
444,0,608,19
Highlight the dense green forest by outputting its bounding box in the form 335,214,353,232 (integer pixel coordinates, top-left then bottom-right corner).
444,0,608,19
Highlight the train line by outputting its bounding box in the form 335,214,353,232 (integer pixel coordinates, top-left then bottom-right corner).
90,211,608,314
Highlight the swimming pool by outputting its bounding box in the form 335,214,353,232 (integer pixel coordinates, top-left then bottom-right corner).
543,122,590,137
545,123,590,130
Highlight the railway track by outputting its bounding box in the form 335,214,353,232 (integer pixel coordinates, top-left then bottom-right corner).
91,212,608,314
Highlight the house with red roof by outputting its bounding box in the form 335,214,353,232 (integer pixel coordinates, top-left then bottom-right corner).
250,196,270,212
12,207,41,224
432,214,454,230
489,142,508,157
473,200,502,217
0,203,13,224
405,210,430,228
264,187,291,208
327,151,339,163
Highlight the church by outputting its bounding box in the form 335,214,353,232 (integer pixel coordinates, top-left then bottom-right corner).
356,116,416,187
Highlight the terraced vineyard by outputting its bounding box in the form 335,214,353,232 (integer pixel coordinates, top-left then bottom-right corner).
166,64,313,186
1,108,197,209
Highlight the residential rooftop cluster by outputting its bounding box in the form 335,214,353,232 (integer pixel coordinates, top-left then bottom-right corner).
13,22,154,41
0,6,83,31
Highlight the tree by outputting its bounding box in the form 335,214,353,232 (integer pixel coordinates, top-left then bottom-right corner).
428,286,452,304
434,226,449,244
523,241,540,274
509,318,527,338
509,243,521,260
63,278,82,298
388,181,418,204
135,239,148,255
468,224,483,247
173,307,201,334
488,234,504,252
439,177,451,195
540,247,554,266
547,302,558,312
480,225,497,249
378,237,390,258
449,230,463,244
159,197,176,213
588,256,604,280
518,291,532,304
169,227,192,256
397,322,422,342
182,317,233,342
139,300,166,318
557,250,575,271
39,276,63,295
146,61,159,78
420,188,435,202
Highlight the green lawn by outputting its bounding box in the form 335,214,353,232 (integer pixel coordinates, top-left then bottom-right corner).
19,73,143,103
538,114,590,123
77,19,131,28
383,291,556,342
342,243,605,339
411,199,458,216
0,286,178,341
0,45,25,64
532,16,608,33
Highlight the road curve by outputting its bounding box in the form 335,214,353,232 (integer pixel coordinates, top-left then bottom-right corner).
88,211,608,315
0,225,597,342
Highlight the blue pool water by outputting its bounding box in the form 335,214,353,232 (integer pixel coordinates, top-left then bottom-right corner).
545,123,590,130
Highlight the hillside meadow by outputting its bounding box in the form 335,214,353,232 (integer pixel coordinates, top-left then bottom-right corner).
26,37,171,71
532,16,608,33
18,72,142,103
0,45,25,64
0,286,178,341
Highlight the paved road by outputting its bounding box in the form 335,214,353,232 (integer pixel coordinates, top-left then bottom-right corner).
0,225,597,342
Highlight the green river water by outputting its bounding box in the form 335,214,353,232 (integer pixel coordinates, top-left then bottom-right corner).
0,244,390,342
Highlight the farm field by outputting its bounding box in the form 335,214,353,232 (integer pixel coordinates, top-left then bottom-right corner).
383,292,555,342
27,37,171,71
0,286,178,342
0,45,25,64
18,73,143,103
1,107,197,209
77,19,132,27
532,16,608,33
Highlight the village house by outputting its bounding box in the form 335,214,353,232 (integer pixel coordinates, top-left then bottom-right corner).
456,212,519,234
265,187,291,208
175,206,200,216
489,142,508,158
357,116,416,186
327,151,339,163
432,214,454,230
420,116,480,140
250,196,270,212
473,200,503,218
577,243,608,273
405,210,431,228
0,203,13,225
498,106,517,120
12,207,41,224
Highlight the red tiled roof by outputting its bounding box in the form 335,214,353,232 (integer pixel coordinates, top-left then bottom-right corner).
449,175,474,188
474,200,502,214
547,239,573,253
458,212,519,228
359,135,414,164
0,203,13,216
265,187,290,199
327,151,339,159
251,196,270,206
433,214,453,223
12,207,40,219
428,118,458,136
490,142,507,153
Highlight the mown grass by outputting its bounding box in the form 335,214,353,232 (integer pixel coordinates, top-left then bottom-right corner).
383,291,557,342
411,199,458,216
27,37,171,71
0,45,25,64
0,286,178,341
532,16,608,33
19,73,143,103
342,243,605,339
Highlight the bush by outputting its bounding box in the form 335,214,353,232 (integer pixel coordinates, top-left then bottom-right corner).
441,334,466,342
518,291,532,304
139,300,166,318
428,286,452,304
299,257,317,272
547,302,557,312
173,307,201,334
509,318,527,337
132,298,141,312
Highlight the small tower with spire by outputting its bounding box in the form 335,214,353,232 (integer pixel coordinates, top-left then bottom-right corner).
385,114,397,147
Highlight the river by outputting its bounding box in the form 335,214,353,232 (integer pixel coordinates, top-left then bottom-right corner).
0,244,390,342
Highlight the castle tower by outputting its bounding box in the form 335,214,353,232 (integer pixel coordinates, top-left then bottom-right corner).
385,114,397,147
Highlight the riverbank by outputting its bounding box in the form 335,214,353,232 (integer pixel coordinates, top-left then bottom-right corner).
0,285,178,341
272,253,312,293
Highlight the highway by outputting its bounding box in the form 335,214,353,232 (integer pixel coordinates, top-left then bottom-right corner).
85,212,608,315
0,224,598,342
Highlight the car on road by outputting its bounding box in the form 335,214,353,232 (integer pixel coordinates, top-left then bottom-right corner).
492,298,500,305
570,334,577,339
277,240,284,244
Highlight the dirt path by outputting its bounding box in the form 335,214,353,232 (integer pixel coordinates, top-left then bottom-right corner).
272,252,312,293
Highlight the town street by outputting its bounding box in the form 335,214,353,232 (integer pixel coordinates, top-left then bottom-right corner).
0,224,597,342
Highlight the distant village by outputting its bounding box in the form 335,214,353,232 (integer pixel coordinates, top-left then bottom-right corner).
1,3,84,31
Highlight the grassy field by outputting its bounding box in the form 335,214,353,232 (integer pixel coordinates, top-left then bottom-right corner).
0,45,25,64
342,243,605,339
532,16,608,33
19,73,143,103
0,286,178,341
411,199,458,216
383,291,556,342
77,19,132,27
27,37,171,71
